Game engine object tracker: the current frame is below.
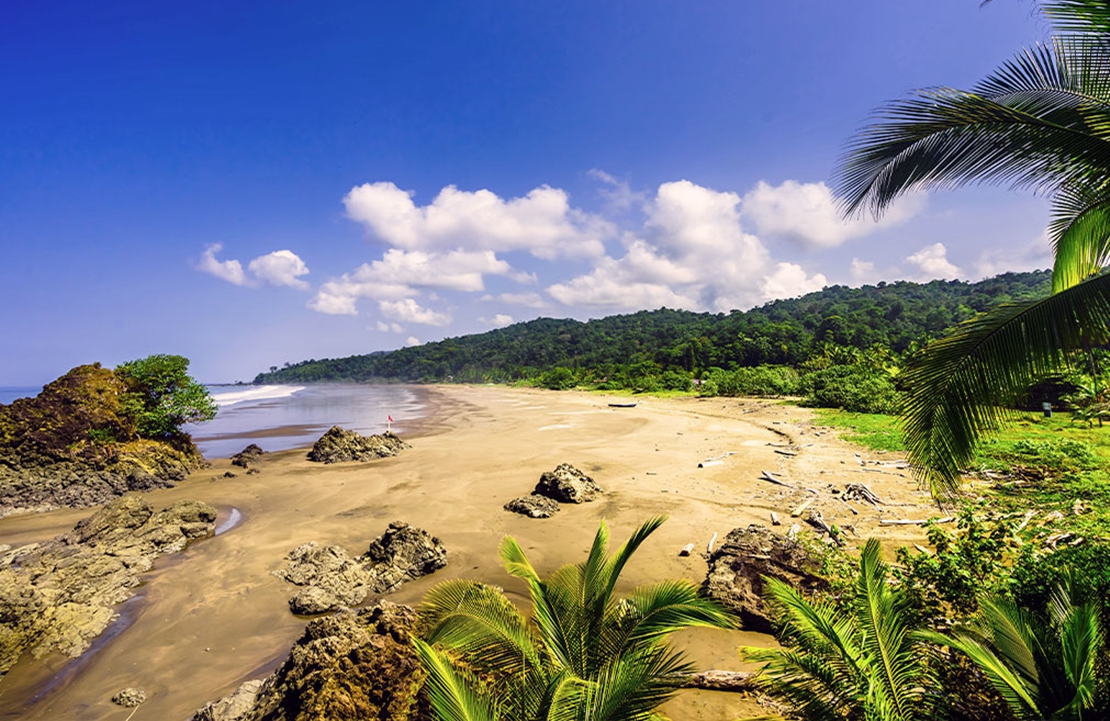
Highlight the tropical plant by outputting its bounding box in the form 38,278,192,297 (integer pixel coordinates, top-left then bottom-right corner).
926,573,1104,719
741,538,939,720
414,516,735,721
115,354,217,439
833,0,1110,496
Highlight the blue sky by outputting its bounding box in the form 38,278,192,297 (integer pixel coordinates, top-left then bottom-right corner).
1,0,1057,384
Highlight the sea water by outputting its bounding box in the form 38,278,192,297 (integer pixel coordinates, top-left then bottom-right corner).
183,383,425,459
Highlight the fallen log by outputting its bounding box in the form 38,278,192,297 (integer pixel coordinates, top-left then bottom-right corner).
879,517,954,526
682,670,757,692
679,543,695,557
707,532,719,555
790,498,814,517
769,511,781,526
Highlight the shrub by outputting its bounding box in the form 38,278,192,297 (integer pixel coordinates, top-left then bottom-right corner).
799,365,900,414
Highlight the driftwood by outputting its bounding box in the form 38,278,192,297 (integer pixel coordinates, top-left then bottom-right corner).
837,497,859,515
879,517,954,526
770,511,781,526
790,498,813,517
773,449,797,457
707,532,719,555
787,523,800,541
759,471,817,495
679,543,695,557
682,670,757,692
842,483,881,505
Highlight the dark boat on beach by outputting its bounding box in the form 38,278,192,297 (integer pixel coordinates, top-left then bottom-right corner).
608,402,637,408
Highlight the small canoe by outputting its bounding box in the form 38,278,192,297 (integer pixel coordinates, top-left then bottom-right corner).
608,403,637,408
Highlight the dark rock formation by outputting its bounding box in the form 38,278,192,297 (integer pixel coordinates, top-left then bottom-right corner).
274,523,446,614
230,444,266,468
307,427,409,464
534,463,601,503
0,496,216,677
0,364,203,517
190,603,430,721
504,493,561,518
364,522,448,594
112,687,147,707
700,524,828,633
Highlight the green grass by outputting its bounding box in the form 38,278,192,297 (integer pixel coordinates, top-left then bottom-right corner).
810,407,1110,541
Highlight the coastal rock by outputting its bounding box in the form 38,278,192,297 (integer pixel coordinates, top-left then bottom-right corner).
112,687,147,707
190,603,429,721
700,524,828,633
0,496,216,678
504,493,561,518
307,427,409,464
363,522,447,594
534,463,601,503
231,443,266,468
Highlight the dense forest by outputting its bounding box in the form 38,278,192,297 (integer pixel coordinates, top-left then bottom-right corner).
255,271,1051,396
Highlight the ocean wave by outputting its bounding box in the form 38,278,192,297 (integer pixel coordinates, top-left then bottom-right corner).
210,385,305,408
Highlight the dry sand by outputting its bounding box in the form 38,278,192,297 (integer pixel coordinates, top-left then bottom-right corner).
0,386,937,720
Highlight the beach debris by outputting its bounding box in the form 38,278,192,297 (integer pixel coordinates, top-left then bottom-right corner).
790,498,813,517
504,494,561,518
770,511,781,526
1042,509,1065,525
804,510,842,545
534,463,601,503
879,517,955,526
700,524,827,633
1015,510,1038,533
707,532,719,555
842,483,881,505
112,687,147,707
773,449,797,457
787,524,800,541
679,543,696,557
699,451,737,468
837,497,859,515
230,443,266,468
681,670,756,692
1073,499,1090,515
759,470,817,494
307,426,410,464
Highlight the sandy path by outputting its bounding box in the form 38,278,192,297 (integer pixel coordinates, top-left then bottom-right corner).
0,387,935,720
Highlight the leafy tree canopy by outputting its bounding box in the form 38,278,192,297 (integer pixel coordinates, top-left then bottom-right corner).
115,354,217,439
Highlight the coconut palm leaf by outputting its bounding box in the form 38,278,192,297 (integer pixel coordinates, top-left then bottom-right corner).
414,638,500,721
1044,0,1110,34
621,579,736,646
899,272,1110,496
1049,182,1110,290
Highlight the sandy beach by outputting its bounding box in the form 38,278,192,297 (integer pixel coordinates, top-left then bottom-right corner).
0,386,937,720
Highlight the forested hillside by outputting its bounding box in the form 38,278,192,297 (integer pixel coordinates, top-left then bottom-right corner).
255,271,1050,386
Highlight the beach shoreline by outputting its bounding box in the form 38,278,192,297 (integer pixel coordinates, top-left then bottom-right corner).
0,385,935,720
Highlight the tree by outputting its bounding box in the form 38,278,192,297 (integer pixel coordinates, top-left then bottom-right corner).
414,517,734,721
741,538,940,720
833,0,1110,496
115,354,217,439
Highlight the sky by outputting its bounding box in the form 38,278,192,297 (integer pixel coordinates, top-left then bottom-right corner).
1,0,1060,384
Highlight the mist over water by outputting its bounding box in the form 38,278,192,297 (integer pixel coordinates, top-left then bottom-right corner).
185,384,425,459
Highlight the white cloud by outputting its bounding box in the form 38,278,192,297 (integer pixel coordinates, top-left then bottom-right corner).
481,314,515,327
485,292,549,309
906,242,961,280
849,258,878,284
198,244,248,286
589,168,647,213
379,298,451,326
343,182,612,260
741,180,924,248
404,336,422,347
248,250,310,289
375,321,405,333
972,231,1052,279
549,180,826,313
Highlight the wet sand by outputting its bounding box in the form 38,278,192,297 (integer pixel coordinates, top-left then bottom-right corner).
0,386,935,720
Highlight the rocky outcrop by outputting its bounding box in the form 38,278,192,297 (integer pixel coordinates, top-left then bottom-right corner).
0,495,217,677
275,523,446,615
504,493,561,518
230,443,266,468
700,524,828,633
0,364,204,517
307,427,409,464
534,463,601,503
190,603,429,721
112,687,147,707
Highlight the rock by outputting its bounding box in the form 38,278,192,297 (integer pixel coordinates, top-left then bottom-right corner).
223,471,237,478
0,496,216,679
112,687,147,707
363,522,448,594
533,463,601,503
307,427,409,464
700,524,828,633
289,586,343,616
230,443,265,468
190,603,429,721
503,494,560,518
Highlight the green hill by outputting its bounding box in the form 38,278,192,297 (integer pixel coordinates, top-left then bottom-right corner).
254,271,1051,386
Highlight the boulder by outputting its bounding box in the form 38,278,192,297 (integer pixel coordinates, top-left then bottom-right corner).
190,603,429,721
700,524,828,633
307,427,409,464
534,463,601,503
0,496,216,678
363,522,448,594
230,444,266,468
112,687,147,707
504,494,560,518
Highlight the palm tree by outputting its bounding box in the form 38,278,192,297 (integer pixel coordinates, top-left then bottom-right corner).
414,516,735,721
833,0,1110,496
741,538,940,720
925,574,1104,719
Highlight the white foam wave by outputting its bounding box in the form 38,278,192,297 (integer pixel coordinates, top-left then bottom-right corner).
210,385,305,408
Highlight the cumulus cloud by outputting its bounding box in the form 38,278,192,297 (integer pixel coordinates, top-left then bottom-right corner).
487,292,548,308
849,258,878,284
379,298,451,326
404,336,422,347
481,314,515,327
248,250,310,289
198,244,248,286
741,180,924,248
198,245,310,289
973,231,1052,279
375,321,405,333
549,180,826,313
589,168,647,213
343,182,612,260
906,242,961,280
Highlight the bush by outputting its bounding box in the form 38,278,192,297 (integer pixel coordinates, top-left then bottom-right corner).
698,365,799,397
538,367,577,390
799,365,900,414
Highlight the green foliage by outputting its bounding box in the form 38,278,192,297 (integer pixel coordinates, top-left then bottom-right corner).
416,517,734,721
539,366,577,390
115,354,217,439
697,365,799,397
800,364,901,414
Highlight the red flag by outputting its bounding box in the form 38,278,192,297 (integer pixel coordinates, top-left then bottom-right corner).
388,415,393,422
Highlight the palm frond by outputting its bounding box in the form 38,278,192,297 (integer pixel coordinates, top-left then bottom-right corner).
601,515,667,602
899,272,1110,496
500,535,541,583
578,646,693,721
920,628,1042,719
623,580,735,646
414,638,500,721
1044,0,1110,34
1050,182,1110,290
